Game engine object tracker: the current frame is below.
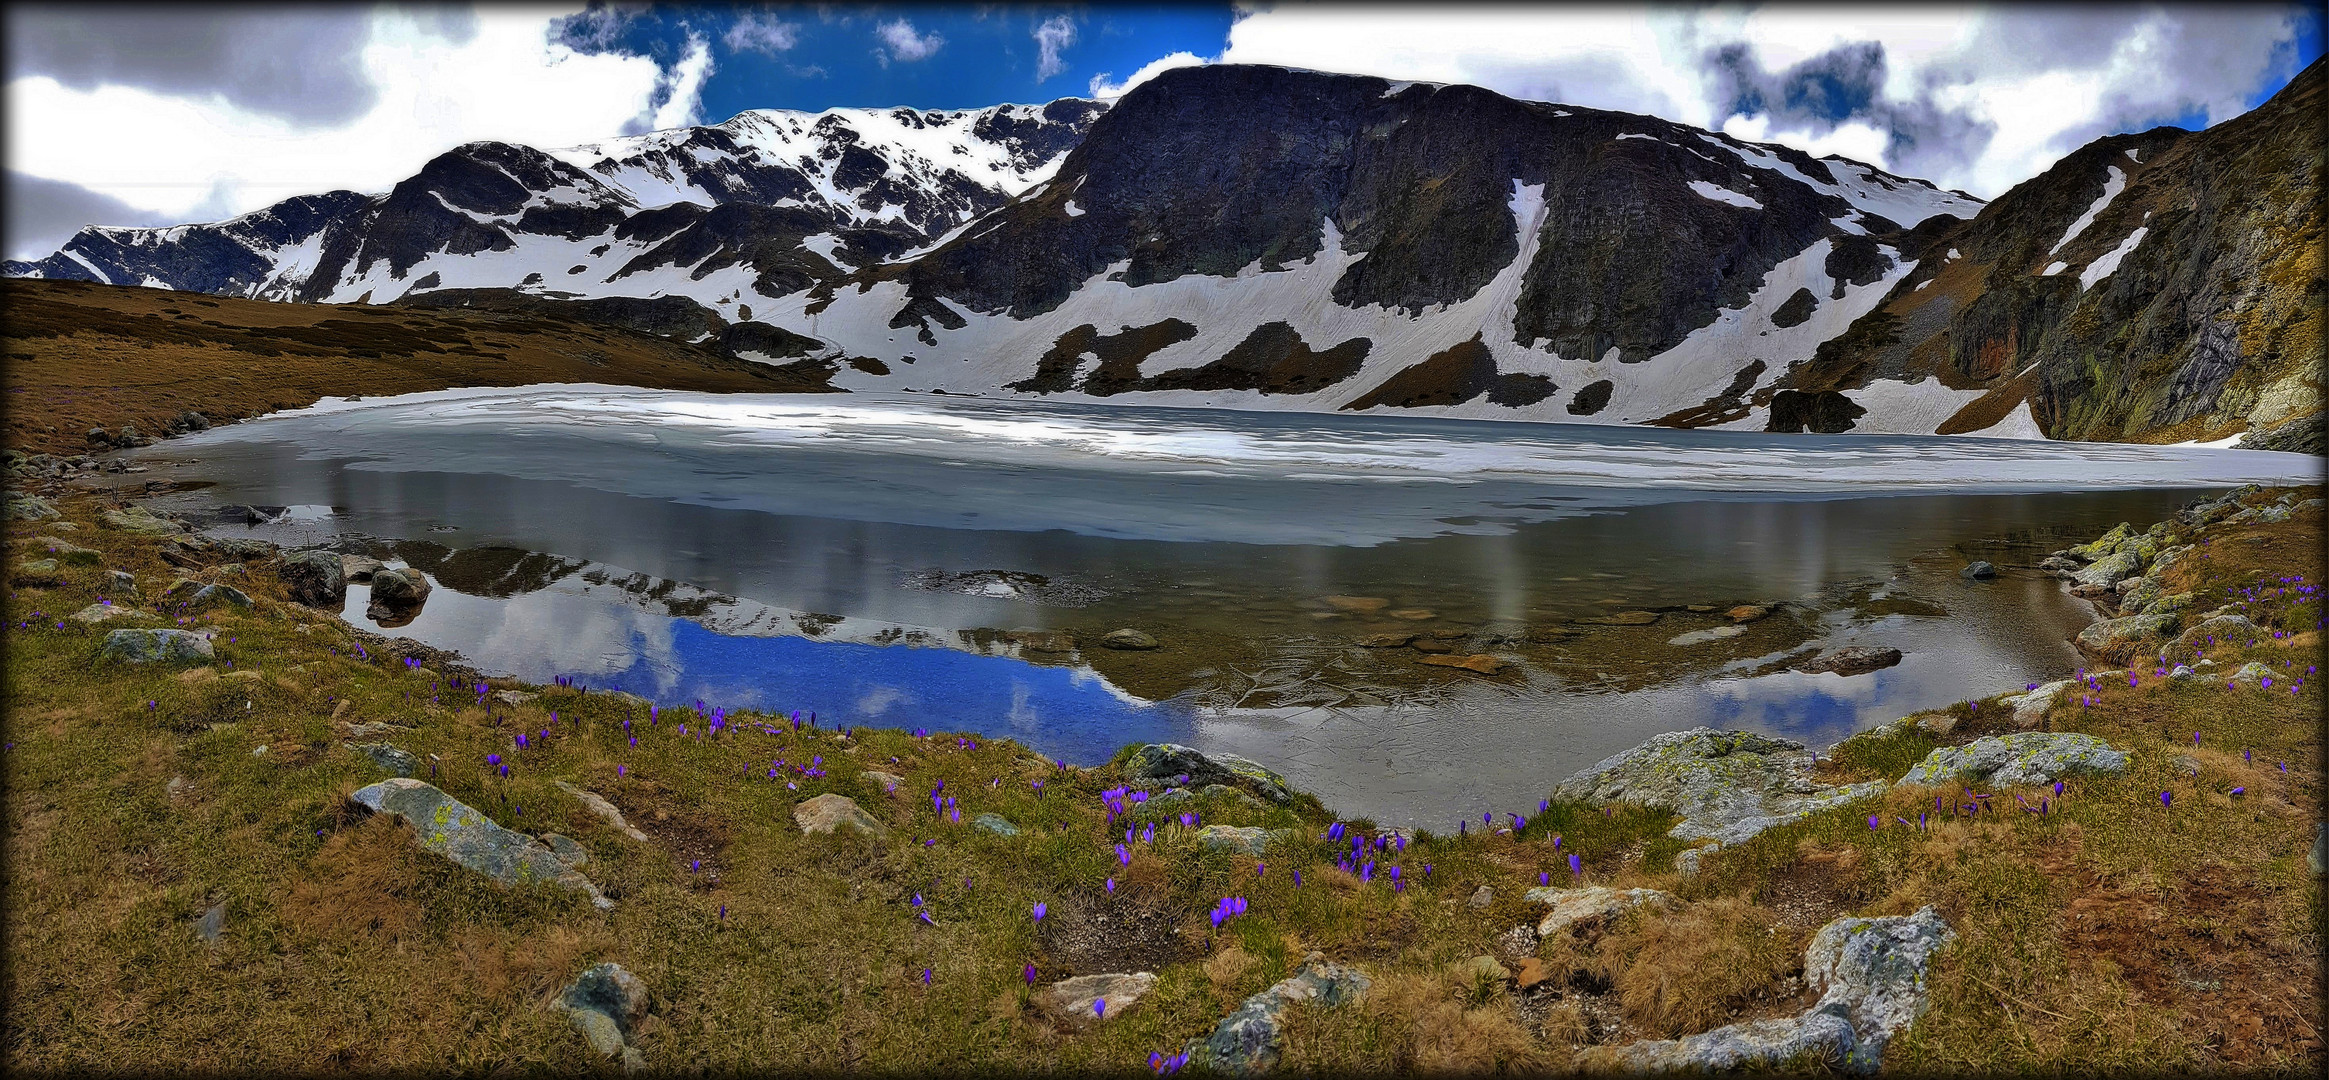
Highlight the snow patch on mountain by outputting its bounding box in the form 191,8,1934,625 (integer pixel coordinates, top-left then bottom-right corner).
2048,165,2126,256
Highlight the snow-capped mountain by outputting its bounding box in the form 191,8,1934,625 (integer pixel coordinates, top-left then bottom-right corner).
15,62,2309,444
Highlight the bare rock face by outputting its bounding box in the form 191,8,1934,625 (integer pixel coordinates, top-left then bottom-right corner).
792,793,886,837
1034,972,1157,1030
1121,744,1294,805
1551,727,1888,867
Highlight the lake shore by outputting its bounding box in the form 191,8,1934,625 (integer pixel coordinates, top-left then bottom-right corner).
8,469,2318,1072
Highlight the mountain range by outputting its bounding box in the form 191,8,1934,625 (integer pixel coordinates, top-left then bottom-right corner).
9,60,2319,449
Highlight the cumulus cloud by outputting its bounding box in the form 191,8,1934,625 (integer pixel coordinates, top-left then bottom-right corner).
723,12,799,56
6,7,680,239
1033,14,1076,81
5,5,476,128
1089,50,1212,99
639,32,716,133
1219,3,2315,197
874,18,944,65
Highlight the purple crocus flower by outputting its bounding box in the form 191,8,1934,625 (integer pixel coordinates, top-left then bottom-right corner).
921,967,932,985
2053,780,2065,797
1117,844,1131,865
2160,791,2173,808
1025,963,1037,985
1539,871,1550,886
1094,999,1106,1019
1032,902,1047,923
1569,853,1582,877
2230,787,2246,796
1868,814,1880,830
918,911,935,926
1105,878,1116,894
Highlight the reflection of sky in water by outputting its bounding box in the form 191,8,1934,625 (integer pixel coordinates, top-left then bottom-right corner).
345,573,1200,766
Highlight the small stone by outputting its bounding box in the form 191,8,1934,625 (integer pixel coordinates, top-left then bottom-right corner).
793,793,886,837
99,628,216,664
1036,972,1157,1029
1099,628,1159,650
1496,924,1539,959
1322,595,1389,614
1960,561,1997,579
69,602,150,624
1410,637,1456,654
1468,885,1494,909
194,903,226,946
1450,954,1508,984
557,962,651,1061
1389,608,1437,621
1581,610,1660,626
861,770,905,791
1418,653,1509,675
554,781,650,842
107,569,137,594
493,689,538,706
339,554,386,582
1524,885,1674,939
1910,711,1958,736
1360,632,1420,648
347,742,420,776
1798,646,1903,676
1667,625,1747,646
1726,605,1771,623
972,812,1021,837
1196,824,1295,856
1512,957,1552,990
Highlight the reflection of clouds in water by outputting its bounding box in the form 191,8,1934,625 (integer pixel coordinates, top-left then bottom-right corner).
855,684,911,717
1007,678,1037,734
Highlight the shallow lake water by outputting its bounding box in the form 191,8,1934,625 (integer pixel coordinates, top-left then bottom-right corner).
127,386,2321,830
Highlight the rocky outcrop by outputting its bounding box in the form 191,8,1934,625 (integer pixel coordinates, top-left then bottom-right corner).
554,780,650,842
1582,906,1954,1074
352,778,613,909
278,549,348,608
1897,732,2128,788
1184,952,1370,1074
2160,614,2264,663
1121,744,1294,804
554,962,650,1072
792,794,885,837
1034,972,1156,1030
2074,611,2179,661
1551,728,1888,868
1523,885,1674,939
98,628,215,664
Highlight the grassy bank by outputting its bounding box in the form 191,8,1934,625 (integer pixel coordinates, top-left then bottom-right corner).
4,481,2319,1075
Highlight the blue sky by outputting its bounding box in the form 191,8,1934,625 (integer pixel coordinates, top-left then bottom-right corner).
5,3,2321,258
551,4,1240,117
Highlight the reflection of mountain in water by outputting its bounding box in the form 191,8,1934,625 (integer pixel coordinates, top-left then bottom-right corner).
390,541,587,599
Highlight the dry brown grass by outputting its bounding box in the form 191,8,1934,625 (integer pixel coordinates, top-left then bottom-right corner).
1586,896,1804,1037
1278,968,1551,1074
2,279,834,457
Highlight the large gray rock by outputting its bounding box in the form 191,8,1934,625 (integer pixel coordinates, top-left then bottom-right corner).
35,535,102,565
1194,824,1298,856
1898,732,2128,789
1551,728,1888,857
972,812,1021,837
2070,551,2142,590
1959,561,1997,580
792,793,886,837
99,505,184,535
1581,906,1954,1074
351,778,613,909
2160,614,2263,664
555,962,649,1072
1099,627,1160,650
1523,885,1674,939
554,781,650,842
2001,680,2074,729
1184,952,1370,1074
2075,611,2178,659
347,742,420,777
98,628,215,664
2067,523,2134,562
279,549,348,608
1122,743,1294,804
69,602,151,625
367,566,432,605
1798,646,1903,676
5,494,60,521
1034,972,1157,1030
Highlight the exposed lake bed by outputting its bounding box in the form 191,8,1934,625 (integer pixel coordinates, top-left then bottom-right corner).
117,386,2321,829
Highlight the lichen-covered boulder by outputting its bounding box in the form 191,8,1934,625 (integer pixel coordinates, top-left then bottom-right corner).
98,628,215,664
972,812,1021,837
1194,824,1298,856
368,566,432,605
279,549,348,608
1122,744,1293,804
2075,611,2178,661
1523,885,1674,939
2000,680,2074,729
2159,614,2263,664
340,554,386,582
1898,733,2127,789
347,742,419,777
2067,523,2134,562
13,558,61,585
1184,953,1369,1074
792,793,885,837
1582,1010,1859,1073
1550,728,1889,853
2117,576,2162,612
5,494,60,521
99,505,184,535
35,536,102,565
351,778,612,909
69,602,151,625
555,962,649,1072
2071,551,2142,590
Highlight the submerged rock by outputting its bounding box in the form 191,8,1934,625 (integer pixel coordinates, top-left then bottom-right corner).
1727,604,1772,623
1959,561,1997,579
1581,906,1954,1074
1184,952,1370,1074
1799,646,1903,676
352,778,612,908
98,628,215,664
1099,627,1159,650
1550,728,1887,859
1417,653,1509,674
1122,744,1293,804
1580,610,1661,626
339,554,386,582
1898,732,2128,788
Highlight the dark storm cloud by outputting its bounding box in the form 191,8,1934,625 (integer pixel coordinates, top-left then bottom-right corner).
3,171,235,262
5,5,474,128
1703,40,2000,184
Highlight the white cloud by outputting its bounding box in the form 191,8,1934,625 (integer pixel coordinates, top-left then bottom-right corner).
1033,14,1076,82
5,6,691,223
1089,51,1212,99
723,13,799,57
875,18,944,65
648,33,716,131
1216,3,2312,198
